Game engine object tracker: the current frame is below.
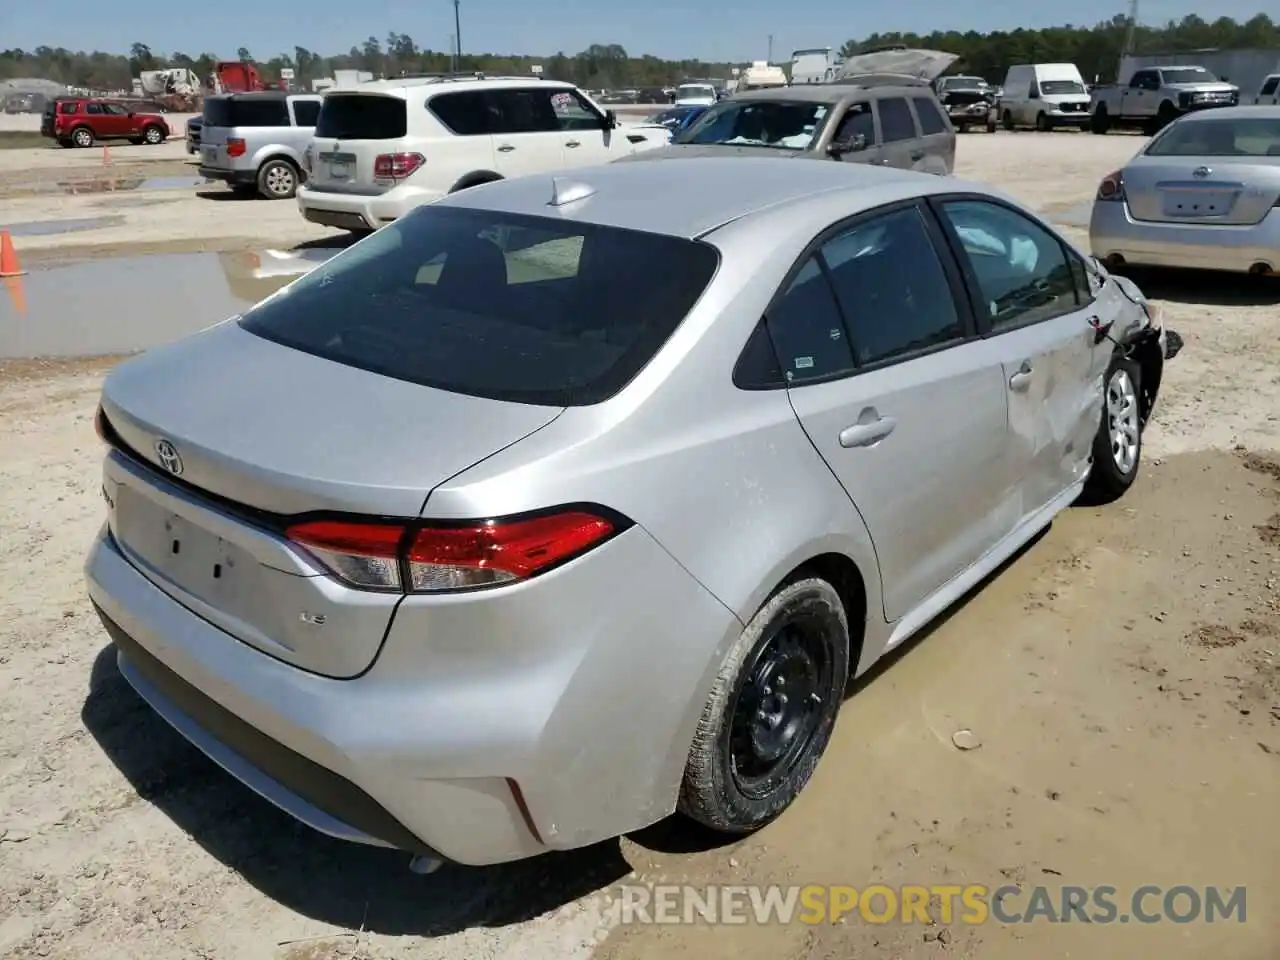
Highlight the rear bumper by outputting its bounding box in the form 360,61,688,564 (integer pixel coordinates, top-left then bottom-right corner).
1090,201,1280,273
85,517,738,866
296,183,446,231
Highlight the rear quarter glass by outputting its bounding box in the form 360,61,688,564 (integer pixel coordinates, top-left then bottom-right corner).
238,204,720,406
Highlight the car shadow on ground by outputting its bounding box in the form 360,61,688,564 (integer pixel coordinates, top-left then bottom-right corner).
81,646,631,936
195,188,253,202
1116,265,1280,307
294,234,364,252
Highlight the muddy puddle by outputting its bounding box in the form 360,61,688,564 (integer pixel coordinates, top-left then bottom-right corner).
2,173,210,199
3,216,127,237
0,247,342,358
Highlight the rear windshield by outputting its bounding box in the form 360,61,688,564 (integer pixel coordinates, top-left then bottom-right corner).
238,205,720,406
203,96,289,127
1145,116,1280,157
316,94,407,139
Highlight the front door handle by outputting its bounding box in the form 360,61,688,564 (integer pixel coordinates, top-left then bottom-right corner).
839,414,897,448
565,140,581,148
497,144,515,153
1008,361,1033,392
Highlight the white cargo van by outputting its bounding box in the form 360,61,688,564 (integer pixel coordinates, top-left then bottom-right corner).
999,63,1091,130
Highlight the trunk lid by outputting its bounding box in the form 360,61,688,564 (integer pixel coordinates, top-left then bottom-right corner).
100,320,562,678
307,92,409,195
1124,157,1280,225
835,48,958,83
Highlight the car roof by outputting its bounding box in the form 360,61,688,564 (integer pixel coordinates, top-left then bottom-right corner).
430,156,959,239
1174,104,1280,121
330,76,574,97
731,83,928,103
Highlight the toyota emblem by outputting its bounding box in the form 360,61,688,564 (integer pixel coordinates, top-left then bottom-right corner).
1193,166,1212,178
154,439,184,476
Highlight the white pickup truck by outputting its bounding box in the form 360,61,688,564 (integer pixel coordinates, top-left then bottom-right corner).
1089,65,1239,135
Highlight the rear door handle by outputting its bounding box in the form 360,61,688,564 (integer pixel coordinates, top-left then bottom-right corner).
497,144,515,152
839,415,897,448
1008,361,1034,392
566,140,581,148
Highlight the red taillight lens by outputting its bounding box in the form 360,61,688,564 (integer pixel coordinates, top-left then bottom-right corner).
226,137,246,158
1097,170,1125,202
373,152,425,183
285,509,620,593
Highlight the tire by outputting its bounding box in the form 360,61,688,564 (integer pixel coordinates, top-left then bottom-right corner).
1155,101,1178,131
71,126,94,148
1085,356,1143,503
678,577,850,833
986,120,997,133
1090,107,1111,134
257,158,299,199
57,138,73,148
1002,110,1015,131
1035,111,1052,132
956,123,968,134
142,124,164,145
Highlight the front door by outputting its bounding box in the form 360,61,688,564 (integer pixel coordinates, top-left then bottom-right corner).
770,202,1013,622
486,88,567,179
930,197,1112,516
829,100,885,168
550,89,620,165
101,102,136,137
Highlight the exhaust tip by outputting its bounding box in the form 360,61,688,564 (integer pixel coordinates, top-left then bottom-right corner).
408,854,444,875
1247,262,1273,276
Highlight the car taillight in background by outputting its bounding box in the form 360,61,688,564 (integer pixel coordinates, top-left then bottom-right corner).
226,138,246,158
373,152,425,184
1097,170,1125,202
285,508,625,593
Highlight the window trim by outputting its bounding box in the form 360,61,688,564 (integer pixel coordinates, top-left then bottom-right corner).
733,197,979,390
925,192,1095,337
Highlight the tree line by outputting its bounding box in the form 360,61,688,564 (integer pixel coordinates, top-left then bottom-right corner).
1,13,1276,93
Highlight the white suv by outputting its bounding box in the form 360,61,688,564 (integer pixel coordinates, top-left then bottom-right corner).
297,76,666,233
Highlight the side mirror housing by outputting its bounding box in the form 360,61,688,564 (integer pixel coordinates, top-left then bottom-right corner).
828,133,867,157
603,108,618,129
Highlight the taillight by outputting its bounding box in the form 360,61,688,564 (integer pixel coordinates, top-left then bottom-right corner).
1096,170,1125,202
285,508,623,593
373,152,425,183
226,138,246,158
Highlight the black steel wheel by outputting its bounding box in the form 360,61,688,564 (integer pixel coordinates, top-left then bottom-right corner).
679,577,850,833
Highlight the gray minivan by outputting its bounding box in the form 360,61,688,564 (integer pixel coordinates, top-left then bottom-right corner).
199,92,323,200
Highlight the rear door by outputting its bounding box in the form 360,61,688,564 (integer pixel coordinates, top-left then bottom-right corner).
875,96,927,172
772,202,1014,621
486,87,567,177
308,92,409,196
930,197,1111,517
908,94,954,173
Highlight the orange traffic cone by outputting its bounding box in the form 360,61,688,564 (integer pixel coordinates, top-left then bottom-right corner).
102,144,111,165
2,275,27,316
0,229,24,278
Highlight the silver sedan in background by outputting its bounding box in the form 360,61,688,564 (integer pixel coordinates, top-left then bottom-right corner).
86,158,1177,872
1090,105,1280,275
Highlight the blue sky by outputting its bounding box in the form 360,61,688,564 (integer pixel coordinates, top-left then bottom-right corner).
3,0,1272,63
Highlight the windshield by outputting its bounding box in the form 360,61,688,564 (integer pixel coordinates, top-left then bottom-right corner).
944,76,986,90
676,84,716,100
676,100,830,150
1163,68,1217,84
238,204,720,407
643,107,685,124
1145,116,1280,157
1040,80,1086,95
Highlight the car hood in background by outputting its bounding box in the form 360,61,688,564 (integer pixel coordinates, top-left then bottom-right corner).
835,48,959,83
614,144,813,163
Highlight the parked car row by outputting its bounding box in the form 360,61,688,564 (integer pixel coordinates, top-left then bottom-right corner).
40,96,172,148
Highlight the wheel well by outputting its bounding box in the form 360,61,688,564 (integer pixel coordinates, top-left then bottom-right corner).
788,553,867,674
450,170,503,193
258,154,301,180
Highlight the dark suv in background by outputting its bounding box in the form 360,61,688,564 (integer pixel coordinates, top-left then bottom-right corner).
41,97,171,148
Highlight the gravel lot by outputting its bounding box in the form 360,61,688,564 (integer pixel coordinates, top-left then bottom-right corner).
1,131,1279,960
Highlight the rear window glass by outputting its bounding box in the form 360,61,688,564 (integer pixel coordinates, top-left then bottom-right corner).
1146,116,1280,157
292,99,321,127
238,206,720,406
58,101,80,115
316,94,407,139
429,91,491,135
203,97,288,127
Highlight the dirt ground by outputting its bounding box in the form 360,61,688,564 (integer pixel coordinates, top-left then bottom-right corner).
1,132,1279,960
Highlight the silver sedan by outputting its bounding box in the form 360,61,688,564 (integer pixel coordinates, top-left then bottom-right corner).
1090,105,1280,275
87,158,1177,870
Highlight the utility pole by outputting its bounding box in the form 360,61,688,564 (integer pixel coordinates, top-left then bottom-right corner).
453,0,463,68
1118,0,1138,79
767,34,774,63
449,34,456,73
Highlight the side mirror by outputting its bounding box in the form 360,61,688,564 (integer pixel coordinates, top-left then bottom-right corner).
828,133,867,157
603,109,617,129
1028,88,1040,100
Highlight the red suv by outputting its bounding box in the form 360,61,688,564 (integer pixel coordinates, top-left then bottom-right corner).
41,98,171,149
